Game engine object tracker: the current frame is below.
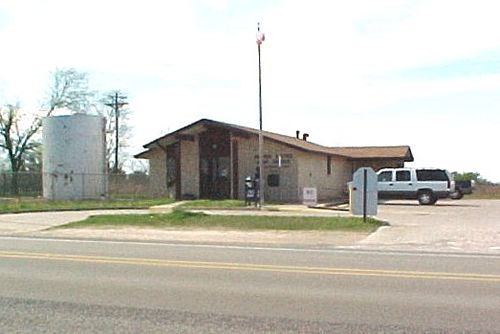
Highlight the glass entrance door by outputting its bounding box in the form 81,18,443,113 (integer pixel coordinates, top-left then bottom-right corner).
200,157,230,199
199,128,231,199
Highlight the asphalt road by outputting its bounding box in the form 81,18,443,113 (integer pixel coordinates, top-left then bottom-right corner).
1,237,499,333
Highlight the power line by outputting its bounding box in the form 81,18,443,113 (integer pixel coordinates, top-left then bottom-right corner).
105,92,128,173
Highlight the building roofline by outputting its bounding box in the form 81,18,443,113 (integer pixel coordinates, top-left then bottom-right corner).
138,118,413,161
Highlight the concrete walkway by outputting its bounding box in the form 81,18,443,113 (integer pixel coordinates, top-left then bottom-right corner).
0,201,190,235
0,204,365,247
0,209,149,235
148,201,186,214
0,203,346,236
189,207,350,217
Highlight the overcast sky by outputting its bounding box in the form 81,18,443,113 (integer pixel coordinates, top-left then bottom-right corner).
1,0,499,182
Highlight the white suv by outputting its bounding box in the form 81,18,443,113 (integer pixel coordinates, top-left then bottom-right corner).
377,168,455,205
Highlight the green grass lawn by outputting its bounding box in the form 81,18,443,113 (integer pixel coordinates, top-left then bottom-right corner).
0,197,174,214
1,197,384,233
178,199,246,209
58,210,383,232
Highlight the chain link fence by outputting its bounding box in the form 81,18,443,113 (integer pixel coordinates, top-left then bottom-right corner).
0,172,42,197
0,172,152,199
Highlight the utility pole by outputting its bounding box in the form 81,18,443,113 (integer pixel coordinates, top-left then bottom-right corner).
105,92,128,173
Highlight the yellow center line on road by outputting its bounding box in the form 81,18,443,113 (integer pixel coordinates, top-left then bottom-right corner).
1,251,499,283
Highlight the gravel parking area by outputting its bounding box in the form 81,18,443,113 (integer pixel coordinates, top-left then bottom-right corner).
358,199,500,253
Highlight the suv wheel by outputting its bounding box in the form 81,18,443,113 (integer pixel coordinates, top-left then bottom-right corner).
450,188,464,200
418,190,436,205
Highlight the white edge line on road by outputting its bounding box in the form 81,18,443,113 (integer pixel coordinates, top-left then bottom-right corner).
0,236,499,259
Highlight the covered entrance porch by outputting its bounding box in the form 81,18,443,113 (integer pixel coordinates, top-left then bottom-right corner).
198,127,239,200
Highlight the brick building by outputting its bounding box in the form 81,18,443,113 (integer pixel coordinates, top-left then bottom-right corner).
135,119,413,202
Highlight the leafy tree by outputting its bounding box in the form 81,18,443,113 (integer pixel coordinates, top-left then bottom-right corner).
452,171,488,184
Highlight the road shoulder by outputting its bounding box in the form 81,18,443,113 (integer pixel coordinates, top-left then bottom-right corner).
31,227,370,247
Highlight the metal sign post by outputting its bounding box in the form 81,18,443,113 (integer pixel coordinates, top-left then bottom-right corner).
350,167,378,218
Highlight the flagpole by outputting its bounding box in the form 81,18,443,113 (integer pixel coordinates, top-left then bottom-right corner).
256,23,265,209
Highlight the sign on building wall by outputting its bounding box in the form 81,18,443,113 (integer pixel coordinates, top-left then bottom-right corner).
302,187,317,206
254,153,293,168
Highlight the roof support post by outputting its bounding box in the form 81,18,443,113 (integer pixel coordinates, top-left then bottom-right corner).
156,141,168,194
229,132,234,200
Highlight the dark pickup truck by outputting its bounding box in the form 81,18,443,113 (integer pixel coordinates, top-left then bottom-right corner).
450,180,474,199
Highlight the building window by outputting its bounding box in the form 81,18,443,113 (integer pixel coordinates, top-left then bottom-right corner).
267,174,280,187
327,156,332,175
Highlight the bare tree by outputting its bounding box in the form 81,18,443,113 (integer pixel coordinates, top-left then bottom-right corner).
0,104,47,193
0,104,43,184
45,68,94,113
0,68,92,194
21,142,42,172
97,93,132,172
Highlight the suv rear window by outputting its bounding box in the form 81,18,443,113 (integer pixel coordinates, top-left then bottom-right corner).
416,169,449,181
396,170,411,181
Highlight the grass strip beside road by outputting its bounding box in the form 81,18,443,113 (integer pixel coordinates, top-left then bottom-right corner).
58,210,383,232
0,198,175,214
178,199,246,209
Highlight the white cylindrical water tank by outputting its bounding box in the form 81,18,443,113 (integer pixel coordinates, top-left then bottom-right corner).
42,114,107,200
